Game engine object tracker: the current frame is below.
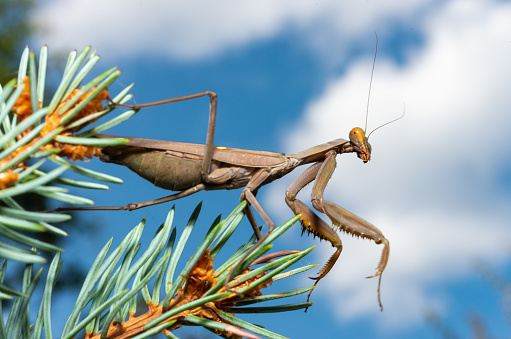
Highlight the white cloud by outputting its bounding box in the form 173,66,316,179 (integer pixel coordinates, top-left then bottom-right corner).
265,0,511,329
32,0,432,62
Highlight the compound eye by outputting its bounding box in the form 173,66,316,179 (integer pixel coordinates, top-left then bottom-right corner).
349,127,366,142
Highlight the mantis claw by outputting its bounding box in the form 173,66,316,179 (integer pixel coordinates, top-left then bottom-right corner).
285,196,344,308
322,200,389,310
304,248,342,312
322,200,389,278
309,248,341,282
366,238,390,279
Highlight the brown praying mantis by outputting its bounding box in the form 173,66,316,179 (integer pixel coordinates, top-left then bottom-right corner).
50,88,396,310
49,39,399,310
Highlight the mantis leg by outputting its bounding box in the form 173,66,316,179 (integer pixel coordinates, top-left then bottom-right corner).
113,91,218,175
47,93,219,213
241,169,275,237
221,169,276,293
312,150,389,310
285,161,343,305
44,183,207,212
286,151,389,310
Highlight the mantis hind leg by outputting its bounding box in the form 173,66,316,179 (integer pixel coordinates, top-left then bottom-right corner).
112,91,218,176
44,183,207,212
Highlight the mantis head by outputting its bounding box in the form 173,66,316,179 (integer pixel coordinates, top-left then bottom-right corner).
349,127,372,163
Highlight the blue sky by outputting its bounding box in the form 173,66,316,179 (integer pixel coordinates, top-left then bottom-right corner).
24,0,511,337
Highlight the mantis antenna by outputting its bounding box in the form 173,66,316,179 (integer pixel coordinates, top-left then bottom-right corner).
365,32,379,134
367,108,405,139
364,32,405,140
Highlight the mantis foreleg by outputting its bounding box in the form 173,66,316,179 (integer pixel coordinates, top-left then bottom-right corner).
285,161,343,306
312,151,389,310
286,151,389,310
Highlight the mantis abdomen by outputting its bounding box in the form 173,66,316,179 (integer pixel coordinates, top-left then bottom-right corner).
101,147,203,191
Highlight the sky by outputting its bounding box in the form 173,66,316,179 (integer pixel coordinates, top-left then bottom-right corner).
19,0,511,337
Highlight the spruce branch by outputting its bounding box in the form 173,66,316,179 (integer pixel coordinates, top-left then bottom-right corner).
0,199,317,338
0,46,140,270
51,202,313,339
0,203,314,338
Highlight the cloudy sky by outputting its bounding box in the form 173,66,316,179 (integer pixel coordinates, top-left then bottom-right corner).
24,0,511,337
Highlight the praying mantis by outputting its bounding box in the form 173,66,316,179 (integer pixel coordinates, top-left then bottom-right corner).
51,88,393,310
50,43,398,310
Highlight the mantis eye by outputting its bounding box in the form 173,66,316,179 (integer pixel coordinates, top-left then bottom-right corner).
349,127,366,143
